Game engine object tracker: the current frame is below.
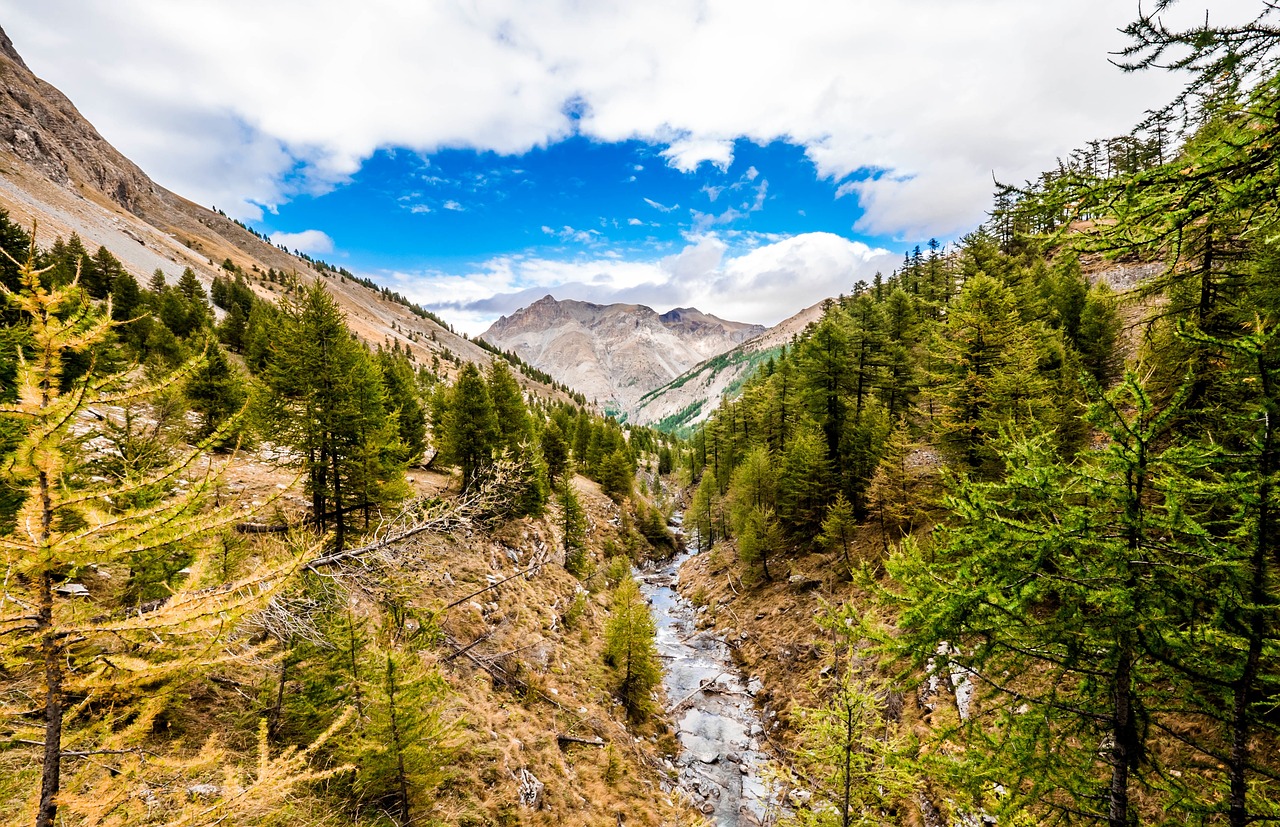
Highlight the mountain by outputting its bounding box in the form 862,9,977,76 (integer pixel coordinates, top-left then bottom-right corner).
480,295,766,416
0,26,568,402
629,298,824,430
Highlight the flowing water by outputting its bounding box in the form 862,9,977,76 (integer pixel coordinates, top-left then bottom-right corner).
638,530,781,825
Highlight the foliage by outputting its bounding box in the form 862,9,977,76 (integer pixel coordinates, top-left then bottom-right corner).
603,576,660,723
0,247,303,827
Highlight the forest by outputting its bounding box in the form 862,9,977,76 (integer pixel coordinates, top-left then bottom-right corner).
680,7,1280,826
0,216,684,826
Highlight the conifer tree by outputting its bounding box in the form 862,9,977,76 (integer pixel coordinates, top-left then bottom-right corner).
540,420,571,484
933,273,1050,472
888,376,1182,826
689,469,724,551
261,282,403,549
729,446,780,579
787,648,912,826
184,339,246,446
603,576,660,723
486,358,531,453
559,477,588,575
441,361,500,491
0,246,298,827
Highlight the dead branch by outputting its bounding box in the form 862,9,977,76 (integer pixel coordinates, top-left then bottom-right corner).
666,672,726,714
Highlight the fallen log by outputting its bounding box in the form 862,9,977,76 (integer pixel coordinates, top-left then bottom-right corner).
556,734,606,748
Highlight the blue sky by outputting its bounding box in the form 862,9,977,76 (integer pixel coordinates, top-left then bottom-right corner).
2,0,1254,332
256,138,887,269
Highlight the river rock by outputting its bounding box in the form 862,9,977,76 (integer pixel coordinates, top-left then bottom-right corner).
746,677,764,696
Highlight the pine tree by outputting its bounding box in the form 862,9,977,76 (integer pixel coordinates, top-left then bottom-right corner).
486,358,531,453
887,377,1183,826
344,650,453,825
184,340,246,446
729,446,780,580
787,633,913,827
689,470,724,551
262,282,404,549
933,272,1050,473
540,420,571,484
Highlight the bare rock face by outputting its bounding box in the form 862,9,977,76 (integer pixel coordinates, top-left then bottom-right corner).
481,296,766,417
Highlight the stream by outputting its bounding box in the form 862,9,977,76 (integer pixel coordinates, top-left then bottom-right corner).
638,530,781,826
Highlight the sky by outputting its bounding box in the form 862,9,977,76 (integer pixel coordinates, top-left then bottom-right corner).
0,2,1259,334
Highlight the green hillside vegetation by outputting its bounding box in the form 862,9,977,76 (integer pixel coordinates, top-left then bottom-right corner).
684,10,1280,826
0,226,687,827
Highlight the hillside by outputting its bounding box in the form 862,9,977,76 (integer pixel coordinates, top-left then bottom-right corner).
481,295,764,416
630,299,825,431
0,25,568,402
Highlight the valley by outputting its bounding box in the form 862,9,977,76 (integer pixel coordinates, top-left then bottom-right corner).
3,7,1280,827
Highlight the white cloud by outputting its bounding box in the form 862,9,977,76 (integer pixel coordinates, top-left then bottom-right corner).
387,231,894,335
643,197,678,213
660,136,735,172
268,229,334,255
0,0,1264,234
442,200,464,211
543,225,602,244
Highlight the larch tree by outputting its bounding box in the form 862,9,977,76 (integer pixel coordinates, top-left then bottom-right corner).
441,361,499,492
603,576,660,723
0,248,301,827
261,282,403,549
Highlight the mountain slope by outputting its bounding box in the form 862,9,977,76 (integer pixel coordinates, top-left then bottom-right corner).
481,295,765,416
0,26,567,402
629,299,824,430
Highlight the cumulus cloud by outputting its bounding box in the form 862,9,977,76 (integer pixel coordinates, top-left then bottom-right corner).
660,136,735,172
268,229,335,255
4,0,1261,234
387,231,894,335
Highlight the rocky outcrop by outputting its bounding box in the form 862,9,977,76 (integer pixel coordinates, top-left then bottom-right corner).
481,296,765,416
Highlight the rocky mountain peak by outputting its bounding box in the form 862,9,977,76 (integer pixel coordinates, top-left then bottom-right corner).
482,296,765,416
0,26,29,72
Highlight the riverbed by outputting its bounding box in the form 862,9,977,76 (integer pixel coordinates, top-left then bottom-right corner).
638,542,780,826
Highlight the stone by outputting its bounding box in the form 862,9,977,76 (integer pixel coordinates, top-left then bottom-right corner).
517,768,544,809
186,783,220,799
746,677,764,696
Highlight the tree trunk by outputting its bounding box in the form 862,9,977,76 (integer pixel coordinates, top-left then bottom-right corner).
1108,645,1134,827
35,466,62,827
37,572,63,827
268,643,291,740
1229,356,1275,827
842,696,854,827
386,656,412,826
331,444,345,552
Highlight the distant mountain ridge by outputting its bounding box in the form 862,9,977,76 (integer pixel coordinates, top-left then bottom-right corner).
481,295,766,416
